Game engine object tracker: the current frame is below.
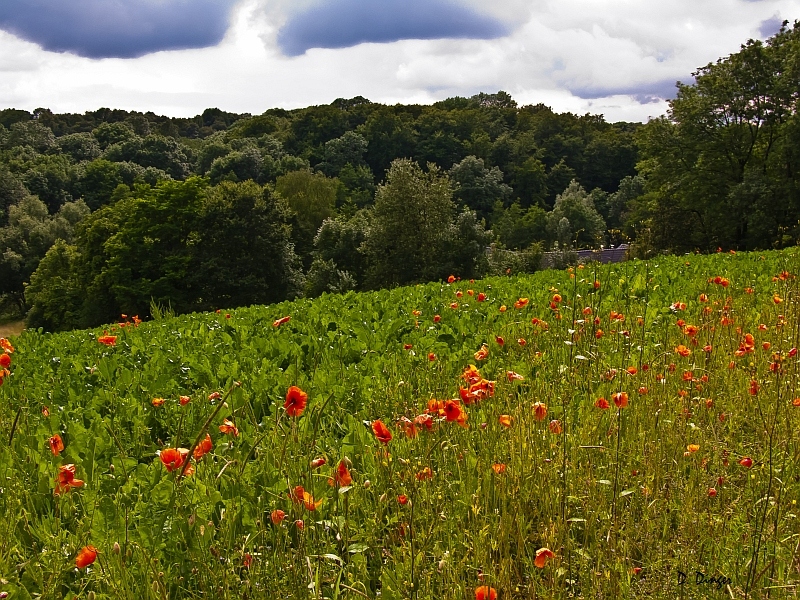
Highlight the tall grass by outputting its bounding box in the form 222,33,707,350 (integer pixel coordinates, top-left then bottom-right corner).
0,248,798,599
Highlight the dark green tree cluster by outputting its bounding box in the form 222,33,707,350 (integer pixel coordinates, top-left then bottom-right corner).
0,90,645,330
634,21,800,252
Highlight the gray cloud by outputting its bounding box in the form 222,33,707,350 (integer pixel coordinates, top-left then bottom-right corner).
0,0,237,59
277,0,510,56
567,78,687,103
759,14,785,37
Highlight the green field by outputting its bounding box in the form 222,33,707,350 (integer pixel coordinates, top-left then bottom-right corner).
0,248,798,599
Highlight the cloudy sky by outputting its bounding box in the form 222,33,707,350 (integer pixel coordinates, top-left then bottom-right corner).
0,0,795,122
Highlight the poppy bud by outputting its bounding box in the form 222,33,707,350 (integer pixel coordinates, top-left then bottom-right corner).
363,480,371,489
113,542,121,554
739,457,753,468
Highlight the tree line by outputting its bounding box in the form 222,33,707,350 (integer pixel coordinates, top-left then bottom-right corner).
2,22,800,330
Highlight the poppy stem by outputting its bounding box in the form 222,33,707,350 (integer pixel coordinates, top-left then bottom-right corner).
8,406,21,445
178,381,241,482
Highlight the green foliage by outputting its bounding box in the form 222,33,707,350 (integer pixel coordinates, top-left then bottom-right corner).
449,155,512,220
0,195,88,311
25,178,303,329
191,180,303,309
492,201,549,249
275,170,339,265
1,248,798,598
363,159,456,287
546,180,606,248
24,240,83,331
636,22,800,251
0,165,26,226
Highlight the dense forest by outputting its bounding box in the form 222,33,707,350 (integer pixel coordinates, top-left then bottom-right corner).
2,22,800,331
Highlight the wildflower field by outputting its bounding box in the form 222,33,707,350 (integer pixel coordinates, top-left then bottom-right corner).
0,248,799,599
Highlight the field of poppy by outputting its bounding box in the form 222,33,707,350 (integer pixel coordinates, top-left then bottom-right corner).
0,247,798,599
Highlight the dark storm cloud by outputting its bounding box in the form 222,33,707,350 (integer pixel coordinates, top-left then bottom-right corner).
0,0,236,59
759,15,784,38
278,0,510,56
568,78,685,103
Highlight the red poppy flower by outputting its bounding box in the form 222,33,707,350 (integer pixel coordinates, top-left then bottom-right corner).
403,343,413,350
295,519,305,530
97,335,117,346
160,448,190,472
416,467,433,481
302,491,323,511
271,509,287,524
49,434,64,456
372,420,392,444
498,414,513,428
477,293,486,302
517,338,526,346
675,344,691,357
687,444,700,453
0,338,14,353
612,392,628,408
272,315,291,327
533,401,547,420
54,463,84,495
514,298,529,309
179,395,191,406
499,305,507,312
749,380,759,396
284,386,308,417
75,545,98,569
491,463,506,474
414,413,434,431
595,329,604,339
474,344,489,360
708,488,717,498
397,494,409,505
397,416,419,438
495,336,505,346
335,460,352,486
456,291,463,298
739,457,753,468
535,547,554,568
151,398,165,407
475,586,497,600
433,314,441,323
447,275,456,283
311,457,326,469
507,371,524,382
219,418,239,437
428,352,437,362
194,434,213,460
595,397,610,410
549,420,562,434
444,400,468,426
0,353,10,368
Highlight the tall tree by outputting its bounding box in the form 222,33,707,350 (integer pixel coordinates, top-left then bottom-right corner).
636,21,800,251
